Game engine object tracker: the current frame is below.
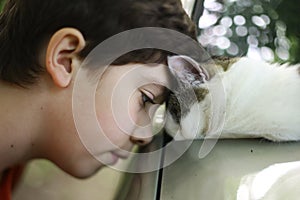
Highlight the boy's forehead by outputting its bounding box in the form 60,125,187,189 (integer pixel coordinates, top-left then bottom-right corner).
143,63,171,85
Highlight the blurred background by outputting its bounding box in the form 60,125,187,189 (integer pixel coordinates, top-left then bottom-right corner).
1,0,298,64
182,0,300,64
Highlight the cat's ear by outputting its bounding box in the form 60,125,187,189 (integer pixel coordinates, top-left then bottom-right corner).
167,55,209,86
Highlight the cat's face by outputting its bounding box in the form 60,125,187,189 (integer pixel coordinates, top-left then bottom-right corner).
165,55,211,140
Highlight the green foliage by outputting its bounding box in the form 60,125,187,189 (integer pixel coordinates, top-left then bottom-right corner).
0,0,4,11
277,0,300,64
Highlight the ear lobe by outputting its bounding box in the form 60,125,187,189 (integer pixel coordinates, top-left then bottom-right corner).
167,55,209,87
46,28,86,88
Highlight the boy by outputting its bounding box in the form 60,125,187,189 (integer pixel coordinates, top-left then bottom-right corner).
0,0,197,199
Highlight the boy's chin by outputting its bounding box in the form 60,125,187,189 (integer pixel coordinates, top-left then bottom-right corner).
62,161,104,179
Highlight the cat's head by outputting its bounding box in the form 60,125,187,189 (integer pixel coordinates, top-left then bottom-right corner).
165,55,212,140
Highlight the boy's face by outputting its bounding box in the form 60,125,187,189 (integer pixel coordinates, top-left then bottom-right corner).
57,63,169,177
41,28,171,177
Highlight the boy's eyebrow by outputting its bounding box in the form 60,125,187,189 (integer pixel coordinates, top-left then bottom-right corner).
151,84,169,104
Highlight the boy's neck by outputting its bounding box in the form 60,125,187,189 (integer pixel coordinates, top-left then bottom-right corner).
0,81,45,171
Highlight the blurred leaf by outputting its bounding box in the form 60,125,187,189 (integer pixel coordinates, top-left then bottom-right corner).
277,0,300,64
0,0,5,11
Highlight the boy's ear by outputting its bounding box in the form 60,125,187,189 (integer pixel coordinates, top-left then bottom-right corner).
46,28,86,88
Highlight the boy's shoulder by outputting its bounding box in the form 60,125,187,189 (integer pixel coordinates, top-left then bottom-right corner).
0,165,25,200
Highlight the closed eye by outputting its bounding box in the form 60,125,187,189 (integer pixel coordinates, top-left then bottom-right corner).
141,91,155,106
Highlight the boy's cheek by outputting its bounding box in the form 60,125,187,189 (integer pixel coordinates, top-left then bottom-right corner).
96,114,132,147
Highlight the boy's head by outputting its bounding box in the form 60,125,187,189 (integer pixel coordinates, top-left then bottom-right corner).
0,0,197,86
0,0,198,177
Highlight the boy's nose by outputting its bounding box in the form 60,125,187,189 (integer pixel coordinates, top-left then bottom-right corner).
128,113,155,145
130,135,153,146
130,125,153,146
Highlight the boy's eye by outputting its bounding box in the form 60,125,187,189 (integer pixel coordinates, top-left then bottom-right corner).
141,92,155,106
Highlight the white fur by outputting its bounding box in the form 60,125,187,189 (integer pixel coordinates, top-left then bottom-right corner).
165,98,210,140
169,57,300,141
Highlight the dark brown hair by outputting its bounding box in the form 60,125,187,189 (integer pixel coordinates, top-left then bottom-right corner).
0,0,197,86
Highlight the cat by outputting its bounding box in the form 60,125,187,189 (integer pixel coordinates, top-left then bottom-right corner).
165,55,300,141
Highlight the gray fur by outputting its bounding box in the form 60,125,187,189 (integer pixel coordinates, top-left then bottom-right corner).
167,86,208,123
